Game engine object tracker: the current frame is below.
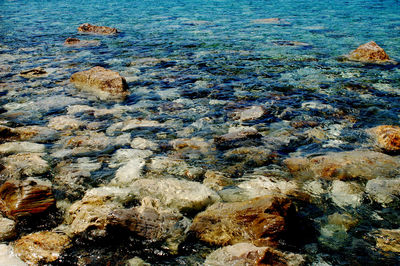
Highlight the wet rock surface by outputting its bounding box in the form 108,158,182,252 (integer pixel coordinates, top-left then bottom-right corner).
70,66,129,99
347,41,392,63
77,23,119,35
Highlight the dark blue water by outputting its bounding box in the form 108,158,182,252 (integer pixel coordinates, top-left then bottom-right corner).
1,0,400,265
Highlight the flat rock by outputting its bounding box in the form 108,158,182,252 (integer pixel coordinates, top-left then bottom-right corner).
77,23,119,35
0,177,54,219
14,231,71,265
0,153,49,179
284,150,400,180
374,228,400,253
368,125,400,153
190,195,292,246
131,137,159,151
131,178,220,212
19,67,47,78
0,141,45,155
347,41,393,63
70,66,129,99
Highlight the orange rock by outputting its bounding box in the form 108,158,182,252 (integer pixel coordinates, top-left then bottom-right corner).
0,178,54,218
348,41,391,63
70,66,129,99
369,125,400,153
77,23,119,35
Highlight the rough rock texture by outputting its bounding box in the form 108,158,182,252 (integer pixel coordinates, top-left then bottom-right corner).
204,243,305,266
131,137,159,151
369,125,400,153
347,41,391,63
0,217,16,240
374,228,400,253
13,231,71,265
238,175,299,199
77,23,119,35
284,150,400,180
190,196,292,246
202,170,233,191
0,244,27,266
19,67,47,78
365,178,400,206
131,178,220,212
0,178,54,219
70,66,129,98
0,153,49,179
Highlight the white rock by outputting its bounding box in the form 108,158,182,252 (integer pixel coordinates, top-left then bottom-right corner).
366,178,400,206
0,142,45,155
111,158,145,186
330,180,364,208
0,217,16,241
0,244,27,266
238,175,299,198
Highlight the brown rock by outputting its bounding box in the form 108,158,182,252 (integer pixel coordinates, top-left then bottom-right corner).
347,41,391,63
284,150,400,181
70,66,129,99
19,67,47,78
374,228,400,253
0,178,54,219
64,37,100,47
190,196,292,246
77,23,119,35
14,231,71,265
64,37,81,45
369,125,400,153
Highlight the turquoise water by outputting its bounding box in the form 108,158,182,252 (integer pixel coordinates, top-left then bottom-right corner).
1,0,400,265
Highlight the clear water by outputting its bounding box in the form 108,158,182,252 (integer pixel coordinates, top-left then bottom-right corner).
1,0,400,265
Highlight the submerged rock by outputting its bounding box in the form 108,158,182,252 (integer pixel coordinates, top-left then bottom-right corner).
374,228,400,253
204,243,305,266
252,18,290,25
0,153,49,179
77,23,119,35
131,137,159,151
284,150,400,180
347,41,392,63
131,178,220,213
0,178,54,219
330,180,364,208
147,156,205,180
0,216,16,240
368,125,400,153
0,244,27,266
190,196,292,246
48,115,84,131
231,105,267,121
214,127,262,150
111,158,145,186
0,141,45,155
202,170,233,191
13,231,71,265
365,178,400,206
19,67,47,78
64,37,100,47
70,66,129,99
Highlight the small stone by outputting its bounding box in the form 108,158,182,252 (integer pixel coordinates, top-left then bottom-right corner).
327,213,358,231
190,196,292,246
126,257,150,266
19,67,47,78
0,177,54,219
109,148,153,168
369,125,400,153
202,170,233,191
0,217,16,240
14,231,71,265
0,141,45,155
77,23,119,35
330,180,364,208
70,66,129,99
170,137,212,153
347,41,392,63
374,228,400,253
64,37,80,45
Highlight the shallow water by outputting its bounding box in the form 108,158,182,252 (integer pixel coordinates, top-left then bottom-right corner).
1,0,400,265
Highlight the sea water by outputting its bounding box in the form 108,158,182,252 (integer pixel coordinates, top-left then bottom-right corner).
1,0,400,265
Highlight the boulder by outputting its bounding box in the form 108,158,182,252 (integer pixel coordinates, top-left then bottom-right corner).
347,41,392,63
0,178,54,219
284,150,400,180
130,178,220,213
0,216,16,240
13,231,71,265
190,196,292,246
0,153,49,179
204,243,305,266
368,125,400,153
77,23,119,35
18,67,47,78
374,228,400,253
70,66,129,99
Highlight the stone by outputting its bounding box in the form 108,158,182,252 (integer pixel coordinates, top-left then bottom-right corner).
368,125,400,153
147,156,205,180
347,41,392,63
13,231,71,265
204,243,304,266
64,37,80,45
77,23,119,35
0,244,27,266
60,132,112,155
130,57,171,67
284,150,400,181
214,127,262,150
202,170,233,191
0,216,16,240
330,180,364,208
108,148,153,168
0,153,49,179
0,178,54,219
48,115,84,131
169,137,212,153
108,118,165,134
224,146,273,167
327,213,358,231
190,196,292,246
19,67,47,78
130,178,220,213
70,66,129,99
0,141,45,155
365,178,400,206
374,228,400,253
111,158,145,186
64,37,100,47
231,105,267,121
0,125,57,144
